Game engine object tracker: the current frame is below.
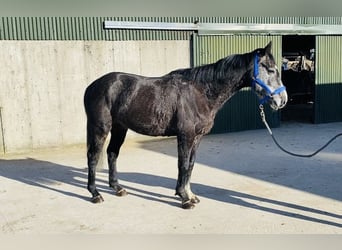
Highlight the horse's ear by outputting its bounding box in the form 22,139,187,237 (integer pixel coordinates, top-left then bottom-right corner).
256,42,271,57
265,41,272,54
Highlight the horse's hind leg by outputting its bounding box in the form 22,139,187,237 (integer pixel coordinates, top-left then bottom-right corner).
108,124,128,196
87,122,111,203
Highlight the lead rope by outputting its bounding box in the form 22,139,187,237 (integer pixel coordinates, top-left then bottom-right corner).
259,105,342,158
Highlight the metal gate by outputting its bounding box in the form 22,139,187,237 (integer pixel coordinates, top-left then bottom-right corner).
315,36,342,123
192,34,282,133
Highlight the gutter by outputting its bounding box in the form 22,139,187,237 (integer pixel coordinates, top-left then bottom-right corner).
104,21,342,35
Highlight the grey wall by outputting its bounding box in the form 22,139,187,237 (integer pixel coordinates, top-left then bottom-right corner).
0,40,190,154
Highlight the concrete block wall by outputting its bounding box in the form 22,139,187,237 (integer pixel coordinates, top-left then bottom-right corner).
0,40,190,154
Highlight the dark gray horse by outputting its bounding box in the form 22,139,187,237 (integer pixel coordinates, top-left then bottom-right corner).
84,42,287,209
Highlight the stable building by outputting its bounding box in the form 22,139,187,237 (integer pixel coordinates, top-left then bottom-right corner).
103,17,342,133
0,17,342,153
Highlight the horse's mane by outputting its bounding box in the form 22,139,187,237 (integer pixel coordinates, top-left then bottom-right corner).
168,51,254,85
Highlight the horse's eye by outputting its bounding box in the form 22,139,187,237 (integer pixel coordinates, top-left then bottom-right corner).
261,62,268,68
261,62,275,73
267,68,276,73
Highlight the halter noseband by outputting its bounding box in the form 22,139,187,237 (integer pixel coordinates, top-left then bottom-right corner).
252,54,286,104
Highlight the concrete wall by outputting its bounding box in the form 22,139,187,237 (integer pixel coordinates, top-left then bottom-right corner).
0,40,190,154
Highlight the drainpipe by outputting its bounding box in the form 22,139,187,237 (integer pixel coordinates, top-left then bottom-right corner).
0,107,5,154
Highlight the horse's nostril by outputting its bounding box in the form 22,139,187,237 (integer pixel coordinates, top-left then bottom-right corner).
280,98,288,108
280,92,288,106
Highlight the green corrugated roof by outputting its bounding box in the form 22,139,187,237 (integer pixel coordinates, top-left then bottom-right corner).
1,17,342,41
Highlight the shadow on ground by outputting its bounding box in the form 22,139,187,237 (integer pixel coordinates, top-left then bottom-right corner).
0,157,341,228
134,128,342,203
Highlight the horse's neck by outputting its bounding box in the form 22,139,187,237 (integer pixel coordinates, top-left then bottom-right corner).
212,82,244,110
201,56,251,112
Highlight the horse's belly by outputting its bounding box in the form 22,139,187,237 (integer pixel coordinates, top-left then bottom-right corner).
126,117,176,136
118,109,176,136
129,123,176,137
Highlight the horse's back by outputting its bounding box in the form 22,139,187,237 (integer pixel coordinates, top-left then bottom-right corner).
84,72,127,101
84,72,139,112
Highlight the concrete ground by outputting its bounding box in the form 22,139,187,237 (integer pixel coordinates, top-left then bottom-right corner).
0,122,341,234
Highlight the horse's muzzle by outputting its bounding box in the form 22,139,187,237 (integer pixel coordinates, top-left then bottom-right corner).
270,91,288,110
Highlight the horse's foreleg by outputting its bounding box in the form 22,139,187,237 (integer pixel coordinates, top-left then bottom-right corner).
176,134,202,209
187,137,202,204
107,125,128,197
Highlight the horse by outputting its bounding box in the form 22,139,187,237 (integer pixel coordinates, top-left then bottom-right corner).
84,42,288,209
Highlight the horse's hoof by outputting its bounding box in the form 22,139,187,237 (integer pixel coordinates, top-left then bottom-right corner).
191,196,200,204
116,188,128,197
181,200,195,209
91,195,104,203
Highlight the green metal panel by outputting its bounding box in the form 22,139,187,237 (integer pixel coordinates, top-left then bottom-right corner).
0,17,194,41
1,17,342,41
315,36,342,123
193,35,282,133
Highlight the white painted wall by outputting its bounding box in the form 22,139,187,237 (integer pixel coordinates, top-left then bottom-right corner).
0,40,190,154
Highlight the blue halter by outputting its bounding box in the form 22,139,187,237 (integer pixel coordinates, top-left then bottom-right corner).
252,54,286,104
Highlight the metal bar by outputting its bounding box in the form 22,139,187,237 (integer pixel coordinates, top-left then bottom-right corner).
104,20,199,30
104,21,342,35
198,23,342,35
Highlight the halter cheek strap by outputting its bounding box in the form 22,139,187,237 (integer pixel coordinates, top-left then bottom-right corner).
252,54,286,104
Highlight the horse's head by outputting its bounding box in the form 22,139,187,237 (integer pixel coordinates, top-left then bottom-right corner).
252,42,288,110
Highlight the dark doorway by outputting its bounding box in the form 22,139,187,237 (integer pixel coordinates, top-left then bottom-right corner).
281,35,315,123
